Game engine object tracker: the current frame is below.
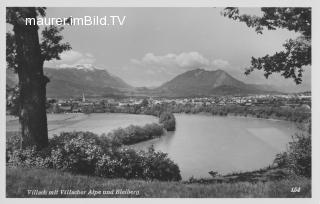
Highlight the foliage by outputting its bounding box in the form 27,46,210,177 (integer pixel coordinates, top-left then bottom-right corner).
6,132,21,152
6,7,47,25
106,98,310,123
8,147,51,168
7,131,181,181
6,85,20,116
40,25,71,62
223,8,310,36
6,32,17,71
138,102,310,123
6,132,21,162
6,8,71,72
96,147,181,181
49,132,108,174
159,112,176,131
140,98,149,107
273,133,311,177
222,8,311,84
107,123,165,145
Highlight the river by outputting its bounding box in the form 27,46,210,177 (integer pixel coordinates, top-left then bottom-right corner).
6,113,298,179
131,114,298,179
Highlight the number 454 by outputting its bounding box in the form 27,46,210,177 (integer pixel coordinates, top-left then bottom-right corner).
291,187,301,193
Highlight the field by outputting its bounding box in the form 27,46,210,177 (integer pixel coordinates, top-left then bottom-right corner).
6,167,311,198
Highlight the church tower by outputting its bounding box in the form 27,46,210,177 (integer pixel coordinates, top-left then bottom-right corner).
82,92,86,103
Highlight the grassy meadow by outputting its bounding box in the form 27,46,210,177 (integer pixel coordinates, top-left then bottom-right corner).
6,167,311,198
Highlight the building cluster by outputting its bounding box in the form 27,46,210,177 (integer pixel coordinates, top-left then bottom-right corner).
47,92,311,114
47,95,145,114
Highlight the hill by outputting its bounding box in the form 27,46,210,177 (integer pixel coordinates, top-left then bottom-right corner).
155,69,278,97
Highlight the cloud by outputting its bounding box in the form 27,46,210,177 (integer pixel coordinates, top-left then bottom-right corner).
58,50,83,62
108,52,230,87
133,52,210,70
212,59,230,68
44,50,96,68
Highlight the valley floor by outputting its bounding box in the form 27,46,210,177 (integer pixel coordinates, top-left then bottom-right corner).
6,167,311,198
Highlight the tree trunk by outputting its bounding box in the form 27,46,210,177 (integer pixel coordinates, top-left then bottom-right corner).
13,8,49,149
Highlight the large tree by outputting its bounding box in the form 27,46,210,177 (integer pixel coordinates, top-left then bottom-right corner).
6,7,71,149
222,8,311,84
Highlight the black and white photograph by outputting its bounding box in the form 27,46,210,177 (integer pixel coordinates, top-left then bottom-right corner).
2,2,318,201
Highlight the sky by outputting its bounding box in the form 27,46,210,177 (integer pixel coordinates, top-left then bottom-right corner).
43,7,311,92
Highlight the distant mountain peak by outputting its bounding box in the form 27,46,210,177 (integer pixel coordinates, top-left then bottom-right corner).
192,69,205,77
189,68,205,72
58,64,104,71
188,68,225,74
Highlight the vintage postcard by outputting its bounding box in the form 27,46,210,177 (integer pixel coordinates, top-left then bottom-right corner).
1,0,319,203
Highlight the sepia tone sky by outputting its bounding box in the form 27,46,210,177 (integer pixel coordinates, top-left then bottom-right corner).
43,7,311,91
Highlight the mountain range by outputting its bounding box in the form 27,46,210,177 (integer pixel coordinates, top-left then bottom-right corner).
6,65,132,98
44,65,132,97
6,64,279,98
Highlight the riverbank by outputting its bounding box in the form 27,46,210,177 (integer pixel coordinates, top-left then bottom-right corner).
7,112,298,179
5,113,311,197
6,167,311,198
6,113,159,137
185,166,290,184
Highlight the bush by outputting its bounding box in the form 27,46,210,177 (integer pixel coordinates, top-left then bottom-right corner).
8,147,50,168
108,123,164,145
49,132,107,174
6,132,21,162
159,112,176,131
95,147,181,181
7,131,182,181
141,147,181,181
273,133,311,178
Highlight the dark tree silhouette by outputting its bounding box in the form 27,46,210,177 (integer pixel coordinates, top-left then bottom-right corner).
222,8,311,84
140,98,149,107
6,7,71,149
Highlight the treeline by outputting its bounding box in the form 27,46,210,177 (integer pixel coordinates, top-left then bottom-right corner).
133,103,310,123
6,131,181,181
103,100,310,123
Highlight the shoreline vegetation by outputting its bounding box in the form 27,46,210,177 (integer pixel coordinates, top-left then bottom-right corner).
6,125,311,198
63,100,310,124
105,112,176,145
107,123,165,145
6,107,311,197
6,113,180,181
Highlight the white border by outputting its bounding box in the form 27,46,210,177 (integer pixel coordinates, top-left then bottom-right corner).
1,1,319,204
